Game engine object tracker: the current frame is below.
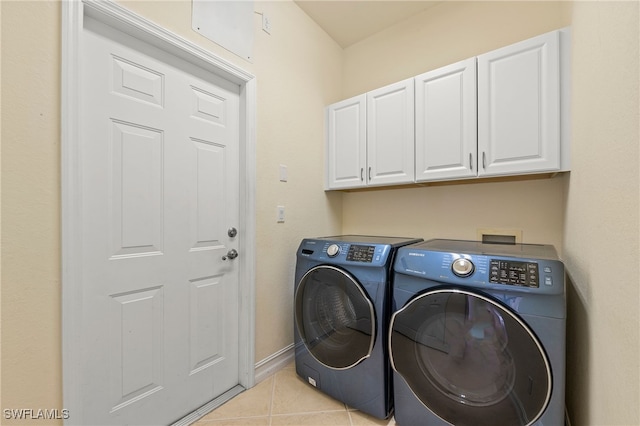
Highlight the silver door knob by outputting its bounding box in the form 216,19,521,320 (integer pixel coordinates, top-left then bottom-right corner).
222,249,238,261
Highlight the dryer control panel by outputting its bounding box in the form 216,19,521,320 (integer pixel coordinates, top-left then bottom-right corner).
298,240,390,266
323,242,382,263
489,260,539,287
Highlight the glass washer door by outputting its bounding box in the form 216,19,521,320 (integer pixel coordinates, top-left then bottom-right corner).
389,288,552,426
295,265,376,370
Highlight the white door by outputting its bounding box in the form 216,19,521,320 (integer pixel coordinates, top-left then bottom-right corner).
78,15,240,425
367,79,415,187
477,30,561,176
325,95,367,189
415,58,477,182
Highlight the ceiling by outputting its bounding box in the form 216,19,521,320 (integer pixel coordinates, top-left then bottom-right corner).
294,0,443,48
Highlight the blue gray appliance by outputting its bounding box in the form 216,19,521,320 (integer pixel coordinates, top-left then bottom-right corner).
294,235,422,419
389,239,566,426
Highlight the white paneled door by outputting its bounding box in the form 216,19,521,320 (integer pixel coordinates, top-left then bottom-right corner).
78,15,240,425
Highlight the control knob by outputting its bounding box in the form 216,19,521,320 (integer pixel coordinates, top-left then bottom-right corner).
327,244,340,257
452,258,474,277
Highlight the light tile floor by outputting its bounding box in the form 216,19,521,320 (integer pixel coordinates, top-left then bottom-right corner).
193,362,396,426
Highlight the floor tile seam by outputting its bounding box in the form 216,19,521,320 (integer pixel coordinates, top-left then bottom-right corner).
194,414,271,423
346,408,355,426
268,408,352,418
268,370,277,426
269,408,349,417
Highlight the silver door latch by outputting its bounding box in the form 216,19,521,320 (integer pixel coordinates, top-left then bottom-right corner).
222,249,238,261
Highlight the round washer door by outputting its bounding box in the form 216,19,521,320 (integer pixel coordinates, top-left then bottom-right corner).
389,288,551,426
295,265,376,370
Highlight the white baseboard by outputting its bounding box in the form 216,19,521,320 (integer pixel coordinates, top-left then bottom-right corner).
254,344,295,384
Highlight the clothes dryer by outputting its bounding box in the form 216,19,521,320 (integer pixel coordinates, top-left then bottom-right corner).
389,239,566,426
294,235,422,419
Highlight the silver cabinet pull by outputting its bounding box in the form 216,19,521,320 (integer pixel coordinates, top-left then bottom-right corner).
360,168,364,181
368,167,372,181
222,249,238,261
469,153,473,171
482,152,486,170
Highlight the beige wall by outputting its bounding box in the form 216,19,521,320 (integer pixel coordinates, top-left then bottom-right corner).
1,0,342,423
2,1,639,425
339,1,639,425
1,1,64,421
342,1,573,99
563,1,639,425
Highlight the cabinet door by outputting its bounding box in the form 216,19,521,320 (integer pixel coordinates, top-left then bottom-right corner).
367,79,415,186
478,30,560,176
326,95,367,189
415,58,477,182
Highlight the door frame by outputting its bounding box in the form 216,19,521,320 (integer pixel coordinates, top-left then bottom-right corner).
61,0,256,423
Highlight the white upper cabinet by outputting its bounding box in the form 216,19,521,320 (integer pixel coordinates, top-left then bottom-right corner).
325,28,570,190
366,79,415,187
325,94,367,189
477,30,565,176
415,58,477,182
326,79,414,190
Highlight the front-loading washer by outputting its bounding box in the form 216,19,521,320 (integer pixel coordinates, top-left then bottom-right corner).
294,235,422,419
389,239,566,426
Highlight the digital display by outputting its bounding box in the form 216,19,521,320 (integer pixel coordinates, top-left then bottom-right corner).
489,260,539,287
346,245,375,262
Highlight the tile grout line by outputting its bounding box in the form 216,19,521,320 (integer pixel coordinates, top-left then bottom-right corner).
346,403,355,426
268,368,277,425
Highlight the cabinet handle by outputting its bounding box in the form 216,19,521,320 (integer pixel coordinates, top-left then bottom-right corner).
469,153,473,171
482,152,486,170
360,168,364,181
368,167,372,181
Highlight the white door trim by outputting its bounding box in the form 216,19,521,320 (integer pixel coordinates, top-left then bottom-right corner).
61,0,256,422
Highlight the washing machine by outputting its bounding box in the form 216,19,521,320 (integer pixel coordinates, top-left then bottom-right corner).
294,235,423,419
389,239,566,426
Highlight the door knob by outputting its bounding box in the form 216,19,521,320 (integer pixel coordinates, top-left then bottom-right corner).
228,227,238,238
222,249,238,261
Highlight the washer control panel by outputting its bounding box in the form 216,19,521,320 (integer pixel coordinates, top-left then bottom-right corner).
489,260,539,287
394,240,564,295
346,245,376,262
451,258,474,277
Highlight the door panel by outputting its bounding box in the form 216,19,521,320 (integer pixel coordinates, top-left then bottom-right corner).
109,120,164,258
79,15,240,425
109,287,164,410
